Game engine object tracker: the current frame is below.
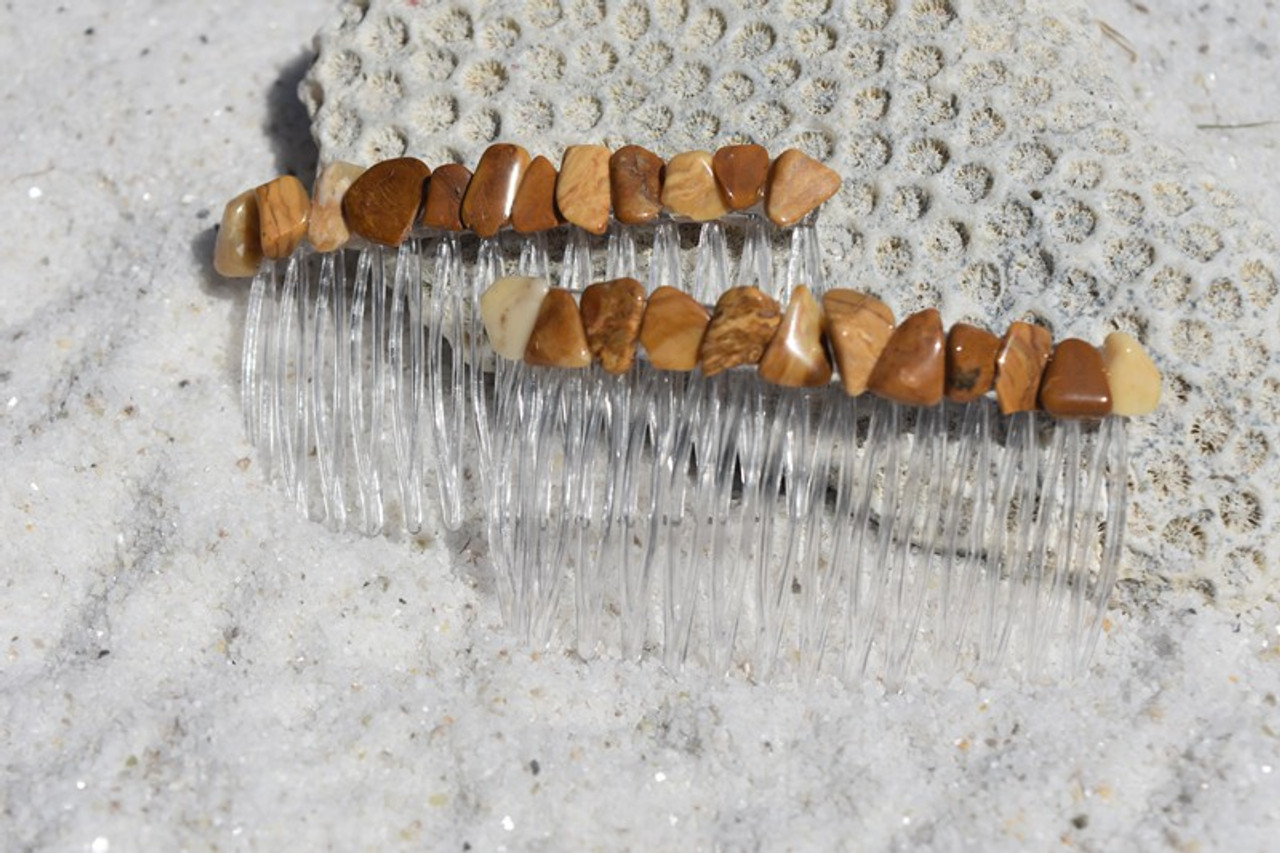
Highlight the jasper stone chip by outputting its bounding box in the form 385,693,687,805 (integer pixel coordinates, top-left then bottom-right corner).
580,277,647,374
255,175,311,259
867,308,945,406
699,286,783,376
712,144,769,211
639,287,711,371
945,323,1000,403
343,157,431,246
662,150,730,222
511,155,564,234
462,143,531,238
1101,331,1161,416
758,285,831,388
309,161,365,252
525,288,592,368
995,321,1053,415
480,275,550,360
557,145,612,235
421,163,471,232
765,149,841,227
610,145,664,225
824,289,895,396
213,189,262,278
1039,339,1112,418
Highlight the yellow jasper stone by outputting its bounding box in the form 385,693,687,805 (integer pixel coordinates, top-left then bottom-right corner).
462,143,530,238
213,189,262,278
1101,331,1161,416
758,285,832,388
480,275,551,360
661,150,729,222
308,161,364,252
867,308,946,407
823,289,895,396
525,288,592,369
699,286,782,376
556,144,612,235
765,148,841,228
638,286,711,371
995,321,1053,415
255,175,310,259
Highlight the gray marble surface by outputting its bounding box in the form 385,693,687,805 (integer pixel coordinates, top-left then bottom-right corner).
2,2,1278,850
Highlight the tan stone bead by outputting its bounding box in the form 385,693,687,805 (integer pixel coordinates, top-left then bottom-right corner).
994,321,1053,415
1038,339,1112,418
699,286,783,376
462,143,531,238
255,175,310,260
758,285,832,388
712,144,769,212
421,162,471,232
765,148,842,228
867,308,945,407
580,277,647,375
1101,331,1161,416
308,161,364,252
342,157,431,246
945,322,1000,403
213,189,262,278
556,145,612,235
610,145,664,225
638,286,711,371
823,289,895,396
481,275,550,360
525,288,592,368
511,155,563,234
661,150,730,222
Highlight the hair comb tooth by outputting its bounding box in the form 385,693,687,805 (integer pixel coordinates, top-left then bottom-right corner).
215,141,1152,684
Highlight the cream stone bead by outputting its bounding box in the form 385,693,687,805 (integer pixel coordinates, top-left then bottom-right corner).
308,161,365,252
480,276,551,360
1101,331,1161,416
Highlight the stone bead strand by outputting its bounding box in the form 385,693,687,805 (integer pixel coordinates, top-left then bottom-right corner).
210,142,1160,418
212,142,842,273
479,276,1163,419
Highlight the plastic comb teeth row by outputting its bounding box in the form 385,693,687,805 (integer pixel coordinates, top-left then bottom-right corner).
240,216,1128,685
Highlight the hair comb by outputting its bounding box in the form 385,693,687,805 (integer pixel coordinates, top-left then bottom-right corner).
212,138,1160,685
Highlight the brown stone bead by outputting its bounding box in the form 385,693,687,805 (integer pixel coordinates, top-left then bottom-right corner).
712,144,769,211
765,148,842,227
1038,339,1113,418
524,288,592,368
213,189,262,278
308,161,364,252
699,286,783,376
945,323,1000,403
995,322,1053,415
867,308,945,407
511,155,564,234
580,277,647,375
462,143,531,238
557,145,612,235
342,157,431,246
255,175,310,259
758,285,832,388
638,286,711,371
661,150,730,221
421,163,471,232
823,289,895,396
610,145,664,225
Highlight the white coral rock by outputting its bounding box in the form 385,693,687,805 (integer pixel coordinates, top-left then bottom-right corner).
301,0,1280,604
